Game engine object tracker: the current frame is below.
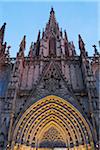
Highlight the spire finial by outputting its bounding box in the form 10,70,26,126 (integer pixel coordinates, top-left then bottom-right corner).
50,7,55,14
49,6,56,25
7,45,11,51
92,45,99,55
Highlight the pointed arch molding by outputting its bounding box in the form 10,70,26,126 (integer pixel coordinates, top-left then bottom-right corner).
12,95,94,149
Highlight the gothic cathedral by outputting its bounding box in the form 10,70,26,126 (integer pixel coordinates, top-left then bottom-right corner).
0,8,99,150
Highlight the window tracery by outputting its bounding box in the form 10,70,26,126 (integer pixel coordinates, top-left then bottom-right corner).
39,127,66,148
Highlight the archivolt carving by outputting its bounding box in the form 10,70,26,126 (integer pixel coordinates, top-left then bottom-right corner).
11,95,94,149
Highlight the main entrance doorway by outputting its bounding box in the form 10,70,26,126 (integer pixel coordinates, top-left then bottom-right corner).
11,95,94,150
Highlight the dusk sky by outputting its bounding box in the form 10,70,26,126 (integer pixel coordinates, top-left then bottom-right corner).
0,0,99,57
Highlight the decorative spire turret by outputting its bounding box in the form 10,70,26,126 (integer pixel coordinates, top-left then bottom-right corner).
68,41,76,57
28,42,34,60
0,23,7,65
16,35,26,69
78,34,85,50
64,30,68,42
60,28,63,37
64,30,69,56
0,23,6,45
78,34,86,57
19,35,26,51
35,31,40,56
37,30,40,41
19,35,26,55
42,28,44,39
17,35,26,57
71,41,76,56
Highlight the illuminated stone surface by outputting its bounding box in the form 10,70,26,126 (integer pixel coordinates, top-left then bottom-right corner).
0,8,99,150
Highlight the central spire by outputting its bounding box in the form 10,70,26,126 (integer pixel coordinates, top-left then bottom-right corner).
44,7,60,38
49,7,56,26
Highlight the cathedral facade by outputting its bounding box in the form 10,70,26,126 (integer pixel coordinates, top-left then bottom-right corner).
0,8,99,150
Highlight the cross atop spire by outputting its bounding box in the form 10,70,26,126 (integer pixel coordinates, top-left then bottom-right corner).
50,7,55,14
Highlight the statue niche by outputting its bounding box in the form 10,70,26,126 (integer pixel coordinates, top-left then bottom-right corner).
49,37,56,56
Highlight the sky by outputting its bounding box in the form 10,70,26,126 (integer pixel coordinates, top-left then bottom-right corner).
0,0,99,57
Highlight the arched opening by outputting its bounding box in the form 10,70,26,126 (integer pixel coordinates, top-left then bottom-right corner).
11,95,94,150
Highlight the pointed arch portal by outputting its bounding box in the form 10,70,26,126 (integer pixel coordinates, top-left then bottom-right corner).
12,95,94,150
